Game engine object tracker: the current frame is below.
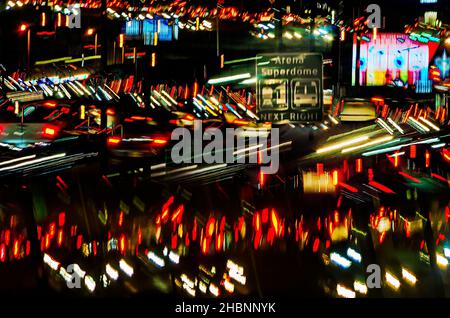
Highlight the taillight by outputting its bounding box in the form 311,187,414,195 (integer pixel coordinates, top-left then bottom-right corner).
0,244,5,262
42,126,58,138
206,217,215,238
119,234,126,254
58,212,65,227
443,148,450,162
13,240,19,258
152,138,168,146
107,136,122,145
371,97,385,105
44,102,57,108
57,229,63,246
227,118,250,126
332,170,339,186
234,119,250,125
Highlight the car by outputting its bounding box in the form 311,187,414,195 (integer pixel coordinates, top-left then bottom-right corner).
106,117,171,159
0,98,113,150
336,98,377,122
0,100,76,148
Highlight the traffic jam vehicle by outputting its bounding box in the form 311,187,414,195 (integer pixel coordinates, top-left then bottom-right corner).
0,0,449,310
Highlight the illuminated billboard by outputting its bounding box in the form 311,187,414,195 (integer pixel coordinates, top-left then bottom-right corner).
124,18,178,44
352,33,435,92
143,19,173,44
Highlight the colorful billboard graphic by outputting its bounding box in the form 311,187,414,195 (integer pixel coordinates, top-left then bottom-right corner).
435,50,450,80
352,33,435,92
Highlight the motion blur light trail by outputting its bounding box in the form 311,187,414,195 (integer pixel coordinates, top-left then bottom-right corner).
0,123,448,298
0,4,450,298
0,98,447,298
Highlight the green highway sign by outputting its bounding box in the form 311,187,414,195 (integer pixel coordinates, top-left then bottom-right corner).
256,53,323,123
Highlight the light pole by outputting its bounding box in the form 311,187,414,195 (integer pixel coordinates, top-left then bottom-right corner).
133,47,138,80
0,64,5,92
19,23,31,70
113,41,116,64
216,10,220,58
86,28,98,56
27,28,30,69
95,33,98,56
216,0,224,71
100,0,107,70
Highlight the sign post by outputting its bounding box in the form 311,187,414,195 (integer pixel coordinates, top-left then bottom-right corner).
256,53,323,123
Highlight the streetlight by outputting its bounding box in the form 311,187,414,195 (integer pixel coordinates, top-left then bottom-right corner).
0,64,5,92
118,33,125,64
86,28,98,55
18,23,31,70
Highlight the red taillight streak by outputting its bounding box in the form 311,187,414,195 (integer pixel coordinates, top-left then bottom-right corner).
410,145,416,158
120,235,125,254
0,244,5,262
13,240,19,258
152,139,168,146
57,229,63,246
43,127,56,136
368,181,395,194
338,182,358,193
356,159,362,173
431,173,449,183
58,212,66,227
107,137,121,145
332,170,339,186
317,163,324,176
232,119,250,126
399,171,421,183
394,152,399,167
